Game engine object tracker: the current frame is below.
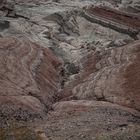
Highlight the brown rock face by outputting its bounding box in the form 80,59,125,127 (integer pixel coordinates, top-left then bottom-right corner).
0,0,140,139
61,41,140,111
0,37,62,122
86,6,140,29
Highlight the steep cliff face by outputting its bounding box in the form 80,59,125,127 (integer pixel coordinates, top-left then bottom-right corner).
0,0,140,140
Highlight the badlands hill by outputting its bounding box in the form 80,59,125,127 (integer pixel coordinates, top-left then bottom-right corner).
0,0,140,140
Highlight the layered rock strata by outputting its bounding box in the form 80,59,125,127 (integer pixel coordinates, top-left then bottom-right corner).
0,0,140,140
0,37,62,123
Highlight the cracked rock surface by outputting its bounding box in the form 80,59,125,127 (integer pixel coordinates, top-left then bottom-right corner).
0,0,140,140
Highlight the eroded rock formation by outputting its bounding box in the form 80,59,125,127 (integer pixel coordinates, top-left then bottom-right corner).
60,40,140,111
0,37,62,122
0,0,140,140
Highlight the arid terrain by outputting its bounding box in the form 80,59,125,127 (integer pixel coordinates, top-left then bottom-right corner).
0,0,140,140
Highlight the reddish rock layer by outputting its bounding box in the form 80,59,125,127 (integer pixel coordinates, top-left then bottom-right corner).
0,37,62,121
86,6,140,29
61,41,140,111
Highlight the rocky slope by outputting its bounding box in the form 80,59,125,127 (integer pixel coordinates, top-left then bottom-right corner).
0,0,140,140
0,37,62,122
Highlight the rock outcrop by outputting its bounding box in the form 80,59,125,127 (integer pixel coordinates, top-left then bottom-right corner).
0,37,62,123
0,0,140,140
61,40,140,111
